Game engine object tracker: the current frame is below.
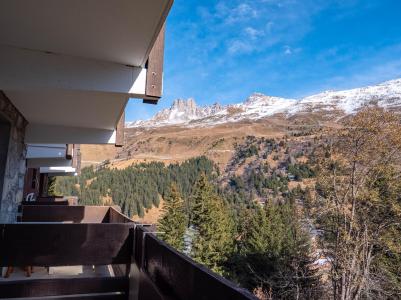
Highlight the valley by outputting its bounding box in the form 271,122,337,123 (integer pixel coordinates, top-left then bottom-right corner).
65,79,401,299
79,78,401,222
82,78,400,170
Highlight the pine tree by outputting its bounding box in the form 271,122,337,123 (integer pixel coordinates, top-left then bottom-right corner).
47,176,57,196
190,174,235,275
158,183,188,251
235,203,321,299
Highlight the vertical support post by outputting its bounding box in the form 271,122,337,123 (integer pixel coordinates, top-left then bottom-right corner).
66,144,73,159
72,144,81,174
145,23,165,99
39,173,49,197
115,112,125,147
128,226,140,300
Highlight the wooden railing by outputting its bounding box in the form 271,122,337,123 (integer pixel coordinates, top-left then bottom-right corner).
0,205,256,300
19,204,110,223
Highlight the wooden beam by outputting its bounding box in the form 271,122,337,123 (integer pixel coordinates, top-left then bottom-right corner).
23,168,40,199
0,277,128,299
143,99,159,105
115,111,125,147
72,144,81,174
66,144,73,159
145,23,165,99
39,173,49,197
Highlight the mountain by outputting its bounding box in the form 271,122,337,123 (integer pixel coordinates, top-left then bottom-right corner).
82,78,401,167
127,78,401,128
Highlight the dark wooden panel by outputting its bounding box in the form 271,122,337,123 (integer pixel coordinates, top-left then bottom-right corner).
20,205,110,223
39,173,49,197
0,223,134,266
109,207,134,224
138,271,165,300
0,277,128,298
23,168,40,199
26,295,126,300
143,99,159,105
135,226,256,300
145,23,165,98
115,111,125,147
66,144,73,159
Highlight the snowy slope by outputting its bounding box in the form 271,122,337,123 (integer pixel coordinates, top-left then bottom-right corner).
127,78,401,128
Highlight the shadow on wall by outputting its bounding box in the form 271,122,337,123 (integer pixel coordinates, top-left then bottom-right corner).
0,92,27,223
0,114,11,214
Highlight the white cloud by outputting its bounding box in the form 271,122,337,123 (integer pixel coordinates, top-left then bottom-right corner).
222,3,259,24
197,0,352,58
244,27,264,40
284,45,292,55
283,45,302,55
228,40,255,55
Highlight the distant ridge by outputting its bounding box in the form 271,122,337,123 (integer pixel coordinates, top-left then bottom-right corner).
127,78,401,128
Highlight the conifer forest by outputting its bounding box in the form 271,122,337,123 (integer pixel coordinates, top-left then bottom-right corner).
55,108,401,299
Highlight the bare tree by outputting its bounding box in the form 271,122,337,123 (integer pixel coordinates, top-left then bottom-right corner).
312,107,401,299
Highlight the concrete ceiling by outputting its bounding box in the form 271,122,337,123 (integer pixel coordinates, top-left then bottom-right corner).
0,0,173,67
7,90,126,130
0,0,173,144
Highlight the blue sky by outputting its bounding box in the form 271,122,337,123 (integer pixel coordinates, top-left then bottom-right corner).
126,0,401,121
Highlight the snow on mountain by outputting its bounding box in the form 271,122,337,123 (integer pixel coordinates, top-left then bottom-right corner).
288,78,401,115
128,99,225,127
127,78,401,128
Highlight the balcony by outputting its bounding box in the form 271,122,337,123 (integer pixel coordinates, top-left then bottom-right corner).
0,205,255,299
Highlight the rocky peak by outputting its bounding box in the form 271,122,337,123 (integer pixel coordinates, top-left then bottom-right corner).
171,98,197,111
127,78,401,129
244,93,266,105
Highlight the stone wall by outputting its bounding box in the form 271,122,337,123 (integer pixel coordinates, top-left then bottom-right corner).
0,91,27,223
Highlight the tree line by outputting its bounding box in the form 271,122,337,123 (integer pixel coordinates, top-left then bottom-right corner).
55,107,401,299
55,156,218,217
158,108,401,299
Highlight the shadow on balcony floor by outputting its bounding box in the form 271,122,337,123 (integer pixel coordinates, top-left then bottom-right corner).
0,265,114,281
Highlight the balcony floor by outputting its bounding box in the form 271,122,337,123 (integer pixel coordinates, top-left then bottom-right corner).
0,265,114,281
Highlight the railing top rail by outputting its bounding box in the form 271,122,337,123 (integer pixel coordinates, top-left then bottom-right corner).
108,206,135,224
20,205,111,223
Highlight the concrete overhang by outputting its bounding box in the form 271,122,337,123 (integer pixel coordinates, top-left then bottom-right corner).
40,167,77,176
0,0,173,144
27,144,69,168
26,144,81,174
27,144,67,160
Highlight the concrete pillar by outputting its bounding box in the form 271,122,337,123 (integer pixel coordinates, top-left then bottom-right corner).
0,91,27,223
